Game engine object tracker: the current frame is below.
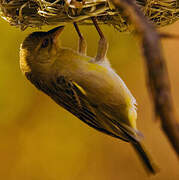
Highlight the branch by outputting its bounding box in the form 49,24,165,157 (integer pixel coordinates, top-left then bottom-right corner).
111,0,179,156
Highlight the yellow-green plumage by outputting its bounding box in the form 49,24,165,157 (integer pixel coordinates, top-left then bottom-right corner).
20,26,157,174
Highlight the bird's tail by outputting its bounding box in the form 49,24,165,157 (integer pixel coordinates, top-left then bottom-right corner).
131,141,158,175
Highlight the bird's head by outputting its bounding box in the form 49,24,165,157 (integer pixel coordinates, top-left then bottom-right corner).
20,26,64,74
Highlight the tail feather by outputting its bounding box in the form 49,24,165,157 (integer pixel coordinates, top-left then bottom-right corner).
131,141,158,175
94,109,158,174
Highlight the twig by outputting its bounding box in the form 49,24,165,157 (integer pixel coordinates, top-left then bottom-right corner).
111,0,179,156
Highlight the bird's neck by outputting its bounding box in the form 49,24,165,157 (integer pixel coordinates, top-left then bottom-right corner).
20,48,32,74
20,48,52,78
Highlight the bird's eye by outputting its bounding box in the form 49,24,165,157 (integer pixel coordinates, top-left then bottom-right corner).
41,38,49,48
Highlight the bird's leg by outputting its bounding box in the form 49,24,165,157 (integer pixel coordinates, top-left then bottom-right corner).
91,17,108,62
73,22,87,55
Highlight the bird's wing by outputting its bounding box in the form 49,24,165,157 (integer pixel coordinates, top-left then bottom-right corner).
42,75,140,142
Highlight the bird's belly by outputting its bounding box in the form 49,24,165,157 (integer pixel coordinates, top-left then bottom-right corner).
73,64,137,126
77,67,133,105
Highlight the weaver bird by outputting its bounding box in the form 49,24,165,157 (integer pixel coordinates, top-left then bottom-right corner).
20,18,157,174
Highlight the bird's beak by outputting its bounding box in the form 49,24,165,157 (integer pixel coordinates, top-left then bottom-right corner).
47,26,65,42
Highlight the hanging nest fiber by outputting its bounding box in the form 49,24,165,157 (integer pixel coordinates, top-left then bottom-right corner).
0,0,179,31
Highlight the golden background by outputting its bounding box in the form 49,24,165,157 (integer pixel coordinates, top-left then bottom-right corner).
0,19,179,179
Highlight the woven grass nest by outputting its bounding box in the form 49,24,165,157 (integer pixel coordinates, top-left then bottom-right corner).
0,0,178,31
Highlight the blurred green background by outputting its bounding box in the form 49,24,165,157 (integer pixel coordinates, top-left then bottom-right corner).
0,19,179,180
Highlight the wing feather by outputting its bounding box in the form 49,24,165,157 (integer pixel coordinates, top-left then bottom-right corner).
27,72,140,142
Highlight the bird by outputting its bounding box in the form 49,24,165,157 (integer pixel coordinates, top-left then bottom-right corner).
19,17,157,174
